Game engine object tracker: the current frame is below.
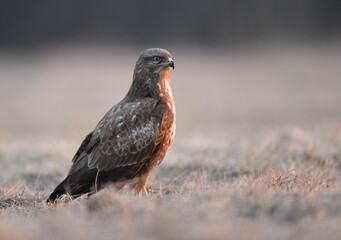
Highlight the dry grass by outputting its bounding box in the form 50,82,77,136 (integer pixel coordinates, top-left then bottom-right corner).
0,43,341,239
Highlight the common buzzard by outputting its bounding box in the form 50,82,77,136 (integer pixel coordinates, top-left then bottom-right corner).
47,48,175,202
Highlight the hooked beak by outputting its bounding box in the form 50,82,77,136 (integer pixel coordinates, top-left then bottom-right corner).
165,57,175,70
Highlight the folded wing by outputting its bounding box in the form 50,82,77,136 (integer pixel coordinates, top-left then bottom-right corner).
68,98,163,176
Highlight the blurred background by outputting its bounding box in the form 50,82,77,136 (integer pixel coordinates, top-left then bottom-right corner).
0,0,341,148
1,0,341,48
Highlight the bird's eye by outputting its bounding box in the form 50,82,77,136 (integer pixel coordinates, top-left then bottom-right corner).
152,56,160,62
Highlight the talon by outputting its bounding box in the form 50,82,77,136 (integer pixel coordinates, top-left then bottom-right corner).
143,187,149,197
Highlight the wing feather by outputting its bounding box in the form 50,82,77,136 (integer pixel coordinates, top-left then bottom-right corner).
68,98,164,174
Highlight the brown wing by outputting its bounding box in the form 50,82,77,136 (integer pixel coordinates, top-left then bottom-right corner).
68,98,164,175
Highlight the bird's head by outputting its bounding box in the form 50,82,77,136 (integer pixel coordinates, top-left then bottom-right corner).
127,48,174,100
134,48,175,78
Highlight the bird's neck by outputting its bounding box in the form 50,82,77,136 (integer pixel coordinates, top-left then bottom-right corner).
126,69,174,104
155,69,176,120
155,68,174,104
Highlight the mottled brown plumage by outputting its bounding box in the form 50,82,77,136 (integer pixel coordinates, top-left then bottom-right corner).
47,48,175,202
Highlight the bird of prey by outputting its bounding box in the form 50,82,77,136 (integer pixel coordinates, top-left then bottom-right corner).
47,48,175,202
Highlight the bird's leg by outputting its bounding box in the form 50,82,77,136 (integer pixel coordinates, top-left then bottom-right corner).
143,186,149,197
137,187,149,197
132,173,150,197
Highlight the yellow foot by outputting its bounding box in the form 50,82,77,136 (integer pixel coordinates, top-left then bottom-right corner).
143,187,149,197
138,187,149,197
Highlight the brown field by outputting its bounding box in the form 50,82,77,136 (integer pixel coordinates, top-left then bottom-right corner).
0,43,341,240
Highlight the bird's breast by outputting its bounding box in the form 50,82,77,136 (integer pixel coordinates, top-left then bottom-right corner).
161,96,176,145
156,69,176,143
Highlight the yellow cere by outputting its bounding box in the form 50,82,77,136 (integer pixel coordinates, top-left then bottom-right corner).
168,57,172,62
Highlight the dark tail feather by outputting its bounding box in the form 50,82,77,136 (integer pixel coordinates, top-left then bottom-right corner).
47,178,95,203
46,165,138,203
47,179,68,203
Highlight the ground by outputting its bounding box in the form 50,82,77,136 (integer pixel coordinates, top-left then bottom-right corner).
0,43,341,240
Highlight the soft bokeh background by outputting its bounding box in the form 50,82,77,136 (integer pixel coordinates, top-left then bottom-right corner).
0,1,341,240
